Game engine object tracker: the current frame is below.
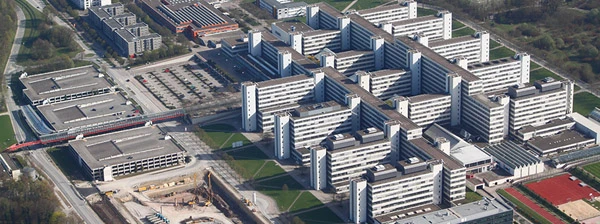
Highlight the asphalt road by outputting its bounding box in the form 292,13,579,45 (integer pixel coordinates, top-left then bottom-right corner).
29,150,104,224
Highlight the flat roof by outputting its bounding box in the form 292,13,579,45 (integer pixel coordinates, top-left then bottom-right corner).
527,129,594,152
0,153,19,171
335,50,373,58
519,117,575,134
424,121,493,165
407,94,449,103
397,36,480,82
20,66,112,103
142,0,235,31
322,67,420,130
357,4,405,15
429,35,476,48
392,15,438,26
369,69,407,77
254,74,313,87
314,2,342,18
37,92,138,132
468,56,518,70
391,198,512,224
348,14,396,43
475,169,513,182
483,141,541,169
374,204,441,223
470,93,505,109
409,138,464,170
273,20,314,33
222,35,247,46
569,112,600,135
69,125,182,169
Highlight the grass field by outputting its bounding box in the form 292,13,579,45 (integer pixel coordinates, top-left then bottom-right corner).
452,26,475,38
289,191,323,213
497,189,553,224
418,8,437,17
452,20,465,29
351,0,394,10
574,92,600,116
530,62,542,70
296,206,345,224
253,161,286,180
529,68,563,84
302,0,352,11
490,40,501,49
465,188,483,203
197,124,251,149
489,47,515,60
47,147,84,180
583,161,600,179
255,175,303,211
225,146,269,179
0,115,17,152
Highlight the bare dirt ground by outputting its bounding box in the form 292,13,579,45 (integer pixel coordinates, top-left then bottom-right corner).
558,200,600,221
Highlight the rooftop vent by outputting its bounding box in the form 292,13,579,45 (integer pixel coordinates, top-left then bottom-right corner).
373,165,386,171
408,157,419,164
365,127,377,133
332,134,345,140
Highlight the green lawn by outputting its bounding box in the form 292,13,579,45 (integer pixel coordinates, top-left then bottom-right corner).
351,0,393,10
418,7,437,17
497,189,553,224
227,146,268,160
47,147,84,180
465,188,483,203
452,26,476,38
530,62,542,70
223,133,252,149
489,47,515,60
289,191,323,213
197,124,238,149
0,115,17,151
255,175,303,210
529,68,563,84
452,20,465,30
225,147,268,179
583,161,600,179
573,92,600,116
296,206,345,224
490,40,501,49
254,161,286,180
575,85,581,92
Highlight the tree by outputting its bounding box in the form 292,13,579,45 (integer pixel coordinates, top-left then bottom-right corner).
282,184,289,191
541,0,562,15
533,34,555,51
31,39,55,60
579,44,599,59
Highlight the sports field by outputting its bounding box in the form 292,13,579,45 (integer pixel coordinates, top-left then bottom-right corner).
504,188,564,224
525,174,600,205
558,200,600,220
584,161,600,179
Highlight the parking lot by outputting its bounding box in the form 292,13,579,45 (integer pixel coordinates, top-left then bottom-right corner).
134,62,229,109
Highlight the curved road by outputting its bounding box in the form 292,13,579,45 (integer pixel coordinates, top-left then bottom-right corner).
30,150,104,224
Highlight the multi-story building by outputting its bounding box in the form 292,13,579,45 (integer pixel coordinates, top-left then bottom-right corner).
270,21,342,55
355,0,417,24
462,92,510,143
221,35,248,57
71,0,110,10
425,31,490,64
89,4,162,57
354,69,412,101
310,128,391,193
68,125,184,181
275,99,358,164
140,0,238,37
393,94,453,127
463,53,530,92
257,0,307,19
508,78,574,134
389,11,452,40
350,159,444,223
321,50,375,76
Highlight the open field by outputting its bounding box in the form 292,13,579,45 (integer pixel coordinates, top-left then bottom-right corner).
558,200,600,221
289,191,322,213
583,161,600,180
0,115,17,151
452,26,475,38
464,188,483,203
574,92,600,116
530,62,542,70
489,40,501,49
529,68,563,84
351,0,394,10
253,161,286,180
197,124,251,149
489,47,515,60
452,20,465,29
254,175,303,211
295,206,345,224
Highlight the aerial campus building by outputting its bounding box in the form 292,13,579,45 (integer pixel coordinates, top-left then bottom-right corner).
256,0,307,19
140,0,238,38
19,65,115,106
68,125,184,181
70,0,110,10
89,4,162,57
230,1,572,222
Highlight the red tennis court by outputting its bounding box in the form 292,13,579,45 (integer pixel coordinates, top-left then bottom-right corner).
525,174,600,205
505,188,565,223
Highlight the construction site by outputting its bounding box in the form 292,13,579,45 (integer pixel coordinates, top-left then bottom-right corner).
97,170,261,224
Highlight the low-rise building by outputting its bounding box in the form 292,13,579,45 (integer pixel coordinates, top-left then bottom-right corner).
526,129,595,156
69,125,184,181
72,0,111,10
483,141,544,178
19,66,114,106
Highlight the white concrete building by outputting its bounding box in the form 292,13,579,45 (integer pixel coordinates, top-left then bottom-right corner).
390,11,452,40
257,0,307,19
274,99,357,163
350,160,444,223
393,94,453,127
310,128,391,193
353,69,412,101
426,31,489,64
356,0,417,24
515,117,575,142
72,0,110,9
463,53,530,92
483,141,544,178
508,78,574,134
462,92,510,143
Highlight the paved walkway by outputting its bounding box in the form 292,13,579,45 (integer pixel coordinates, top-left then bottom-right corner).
342,0,358,12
